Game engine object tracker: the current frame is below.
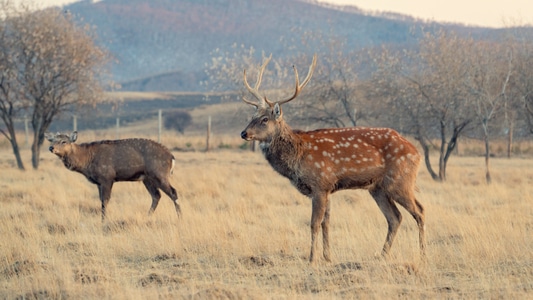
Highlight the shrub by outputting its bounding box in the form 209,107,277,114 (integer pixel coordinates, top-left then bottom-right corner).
164,110,192,134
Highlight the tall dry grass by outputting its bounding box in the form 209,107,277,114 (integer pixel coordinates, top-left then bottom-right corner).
0,136,532,299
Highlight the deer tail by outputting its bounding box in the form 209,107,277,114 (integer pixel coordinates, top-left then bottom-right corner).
170,158,175,175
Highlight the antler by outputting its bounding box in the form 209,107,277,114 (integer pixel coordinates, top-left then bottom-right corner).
277,54,317,106
242,54,317,108
243,54,272,108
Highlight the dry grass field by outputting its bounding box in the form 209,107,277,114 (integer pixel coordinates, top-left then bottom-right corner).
1,130,532,299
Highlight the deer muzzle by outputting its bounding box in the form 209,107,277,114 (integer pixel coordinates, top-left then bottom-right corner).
241,130,249,140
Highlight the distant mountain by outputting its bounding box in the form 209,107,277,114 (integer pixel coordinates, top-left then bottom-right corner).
65,0,492,91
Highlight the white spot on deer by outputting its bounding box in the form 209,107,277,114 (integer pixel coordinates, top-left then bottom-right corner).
313,146,318,151
394,148,399,153
321,161,325,167
356,160,361,164
307,154,313,161
386,154,392,159
353,144,359,148
363,158,368,162
315,162,321,169
335,159,340,164
357,139,362,143
322,151,329,157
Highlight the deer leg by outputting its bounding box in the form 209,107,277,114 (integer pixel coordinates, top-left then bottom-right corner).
370,188,402,257
143,179,161,215
97,183,113,221
157,178,181,217
394,195,426,258
321,199,332,262
309,193,328,263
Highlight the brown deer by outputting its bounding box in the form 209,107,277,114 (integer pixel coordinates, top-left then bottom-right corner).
240,55,425,262
45,131,180,220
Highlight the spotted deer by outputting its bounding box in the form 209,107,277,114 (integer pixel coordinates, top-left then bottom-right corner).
46,131,180,220
240,55,426,262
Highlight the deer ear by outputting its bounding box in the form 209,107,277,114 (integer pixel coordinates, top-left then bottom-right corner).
273,103,282,120
45,132,54,142
70,131,78,142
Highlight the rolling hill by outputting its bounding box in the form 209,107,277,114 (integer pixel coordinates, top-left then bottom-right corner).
64,0,490,92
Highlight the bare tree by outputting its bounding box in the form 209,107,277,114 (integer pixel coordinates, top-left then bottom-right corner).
6,6,110,169
507,28,533,134
464,41,512,183
291,33,365,128
371,29,475,182
0,0,33,169
204,44,278,101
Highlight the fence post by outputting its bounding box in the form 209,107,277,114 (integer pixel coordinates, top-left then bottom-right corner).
115,117,120,139
206,115,211,152
24,115,29,147
73,115,77,132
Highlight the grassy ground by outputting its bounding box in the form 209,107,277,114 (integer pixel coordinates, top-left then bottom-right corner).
0,134,532,299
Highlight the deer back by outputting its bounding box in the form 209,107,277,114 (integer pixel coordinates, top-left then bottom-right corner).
295,126,421,192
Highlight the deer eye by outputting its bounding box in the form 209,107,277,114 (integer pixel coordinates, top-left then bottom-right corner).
261,117,269,124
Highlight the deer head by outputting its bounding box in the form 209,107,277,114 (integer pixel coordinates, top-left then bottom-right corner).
46,131,78,158
240,55,317,142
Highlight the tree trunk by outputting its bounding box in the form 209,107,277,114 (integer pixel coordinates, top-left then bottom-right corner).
31,138,41,170
1,125,26,170
11,140,25,170
484,133,492,184
507,118,513,158
8,131,25,170
416,136,440,181
438,121,447,181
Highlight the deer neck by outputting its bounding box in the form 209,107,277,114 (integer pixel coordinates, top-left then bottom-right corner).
261,121,304,178
62,145,92,172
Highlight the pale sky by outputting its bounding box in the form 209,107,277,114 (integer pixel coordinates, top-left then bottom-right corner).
34,0,533,28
